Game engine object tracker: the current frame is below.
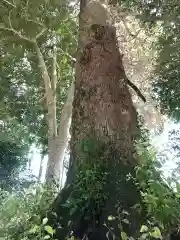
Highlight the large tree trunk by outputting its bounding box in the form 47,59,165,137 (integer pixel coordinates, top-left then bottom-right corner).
50,1,143,239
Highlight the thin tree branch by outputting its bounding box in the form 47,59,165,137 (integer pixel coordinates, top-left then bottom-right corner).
35,28,47,40
0,25,46,43
39,93,47,102
23,0,46,30
24,18,45,27
121,17,141,39
45,46,76,64
52,47,57,93
0,11,34,42
130,29,141,41
0,10,46,43
34,41,52,92
2,0,16,8
56,62,61,76
0,26,34,42
8,9,13,28
58,48,76,63
34,41,56,137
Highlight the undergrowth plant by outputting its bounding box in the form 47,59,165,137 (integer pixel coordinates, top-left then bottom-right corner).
0,184,57,240
135,141,180,239
1,139,180,240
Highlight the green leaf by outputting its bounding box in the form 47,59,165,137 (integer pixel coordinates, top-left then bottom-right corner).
70,205,78,215
147,204,152,214
68,236,75,240
121,231,127,240
129,237,135,240
44,236,51,239
42,217,48,225
140,225,148,233
108,215,116,221
44,225,55,236
29,225,40,234
150,227,162,239
122,210,129,215
122,219,130,224
140,233,149,239
62,56,68,65
176,183,180,192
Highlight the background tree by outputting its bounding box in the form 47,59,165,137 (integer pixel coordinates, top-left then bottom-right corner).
0,0,77,186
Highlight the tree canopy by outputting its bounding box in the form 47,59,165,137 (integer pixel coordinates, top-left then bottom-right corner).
0,0,77,155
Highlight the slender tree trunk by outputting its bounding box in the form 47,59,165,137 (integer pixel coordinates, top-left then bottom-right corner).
38,154,44,183
46,137,62,185
45,81,74,185
34,42,74,186
57,82,74,189
34,42,59,185
50,1,143,239
34,43,56,137
51,46,58,137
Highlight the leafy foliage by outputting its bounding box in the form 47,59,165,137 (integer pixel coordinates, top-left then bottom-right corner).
1,1,180,240
0,184,57,239
132,126,180,237
0,120,30,190
136,150,180,231
121,0,180,122
65,163,108,217
0,0,77,153
2,142,179,240
0,139,27,189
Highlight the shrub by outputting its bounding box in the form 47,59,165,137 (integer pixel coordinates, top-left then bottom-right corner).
0,184,57,240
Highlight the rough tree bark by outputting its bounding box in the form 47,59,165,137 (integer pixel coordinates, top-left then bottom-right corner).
50,1,144,239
